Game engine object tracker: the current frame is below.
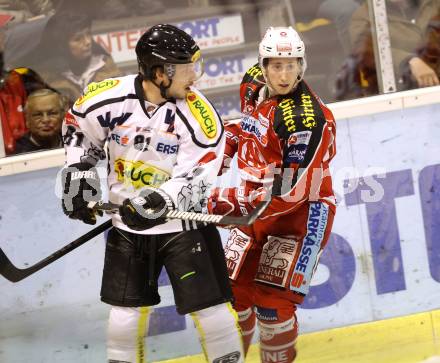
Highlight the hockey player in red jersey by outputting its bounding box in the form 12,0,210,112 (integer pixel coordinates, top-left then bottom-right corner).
208,26,336,362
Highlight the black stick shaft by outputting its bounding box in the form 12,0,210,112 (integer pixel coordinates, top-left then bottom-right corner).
0,219,112,282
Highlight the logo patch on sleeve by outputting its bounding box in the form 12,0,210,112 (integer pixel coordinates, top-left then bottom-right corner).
186,92,217,139
75,79,120,106
64,112,79,127
285,131,312,163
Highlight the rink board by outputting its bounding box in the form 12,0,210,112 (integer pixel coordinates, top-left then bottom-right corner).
1,93,440,361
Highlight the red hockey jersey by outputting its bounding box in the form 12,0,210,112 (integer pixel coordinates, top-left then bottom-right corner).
224,64,336,219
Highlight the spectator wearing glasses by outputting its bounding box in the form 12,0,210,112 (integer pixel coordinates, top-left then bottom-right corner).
0,13,48,154
14,88,64,154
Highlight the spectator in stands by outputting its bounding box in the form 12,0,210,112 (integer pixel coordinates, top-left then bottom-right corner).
317,0,362,56
336,0,439,100
401,1,440,88
14,88,63,154
15,11,121,106
290,0,348,101
57,0,164,19
334,30,378,99
0,13,48,155
0,0,55,24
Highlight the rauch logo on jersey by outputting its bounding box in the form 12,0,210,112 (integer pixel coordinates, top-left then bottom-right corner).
186,92,217,139
114,159,170,189
75,79,120,106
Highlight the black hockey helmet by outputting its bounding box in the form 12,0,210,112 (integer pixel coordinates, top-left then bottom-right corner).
136,24,201,80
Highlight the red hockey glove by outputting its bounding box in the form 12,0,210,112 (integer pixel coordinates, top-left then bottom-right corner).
219,120,240,175
207,186,268,217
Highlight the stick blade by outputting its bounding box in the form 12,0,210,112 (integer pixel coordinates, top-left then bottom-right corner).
0,248,23,282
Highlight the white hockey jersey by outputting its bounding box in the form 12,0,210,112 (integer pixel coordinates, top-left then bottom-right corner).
63,74,225,234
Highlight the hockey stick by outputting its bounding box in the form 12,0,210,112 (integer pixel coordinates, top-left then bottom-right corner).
0,200,269,283
0,219,112,283
90,199,271,226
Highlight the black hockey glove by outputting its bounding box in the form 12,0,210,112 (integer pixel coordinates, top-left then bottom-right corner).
119,188,175,231
61,162,103,225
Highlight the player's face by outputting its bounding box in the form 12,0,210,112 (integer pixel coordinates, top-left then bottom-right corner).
265,58,301,96
165,60,204,99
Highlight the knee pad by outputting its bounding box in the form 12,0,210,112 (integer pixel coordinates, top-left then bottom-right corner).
191,302,244,363
107,306,152,363
236,307,256,355
258,316,298,363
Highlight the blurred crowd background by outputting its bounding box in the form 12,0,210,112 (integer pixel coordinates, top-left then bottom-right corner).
0,0,438,156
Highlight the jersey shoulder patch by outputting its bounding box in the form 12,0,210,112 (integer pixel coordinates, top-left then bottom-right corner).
185,89,218,139
74,78,121,106
72,75,136,117
242,63,265,86
240,63,265,109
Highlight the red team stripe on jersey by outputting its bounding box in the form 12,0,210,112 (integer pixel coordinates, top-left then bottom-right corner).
198,151,217,165
64,112,79,127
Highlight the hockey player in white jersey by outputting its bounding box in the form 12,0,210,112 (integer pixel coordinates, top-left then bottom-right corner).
60,24,244,363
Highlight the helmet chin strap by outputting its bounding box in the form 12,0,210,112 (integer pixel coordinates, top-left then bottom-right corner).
151,78,173,100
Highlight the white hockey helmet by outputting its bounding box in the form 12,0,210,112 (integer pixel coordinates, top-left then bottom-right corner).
258,26,307,80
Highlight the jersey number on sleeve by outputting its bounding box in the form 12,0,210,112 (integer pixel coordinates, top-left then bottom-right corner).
63,125,85,147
